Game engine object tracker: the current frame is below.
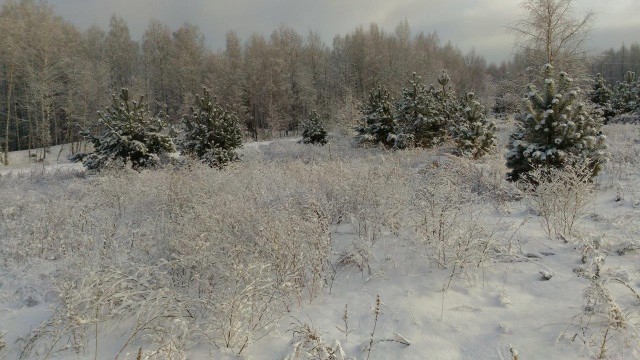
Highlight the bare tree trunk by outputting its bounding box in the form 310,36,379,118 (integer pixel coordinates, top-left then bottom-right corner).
15,114,20,151
27,105,33,160
4,64,13,165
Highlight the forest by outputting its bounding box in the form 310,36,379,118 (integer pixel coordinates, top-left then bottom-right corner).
0,0,495,158
2,0,636,159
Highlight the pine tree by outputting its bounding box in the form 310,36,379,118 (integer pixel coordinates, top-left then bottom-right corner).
76,88,175,171
395,73,448,148
300,110,328,145
506,64,607,181
355,85,395,147
612,71,640,115
178,87,243,168
451,93,497,159
590,73,615,121
435,71,460,124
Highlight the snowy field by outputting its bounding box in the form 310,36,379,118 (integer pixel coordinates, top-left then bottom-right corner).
1,123,640,360
0,144,86,177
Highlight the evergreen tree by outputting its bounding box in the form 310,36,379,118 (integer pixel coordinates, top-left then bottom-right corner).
355,85,395,147
178,87,243,168
76,88,175,171
506,64,607,181
299,110,328,145
451,93,497,159
434,71,460,124
611,71,640,115
590,73,615,121
395,73,448,148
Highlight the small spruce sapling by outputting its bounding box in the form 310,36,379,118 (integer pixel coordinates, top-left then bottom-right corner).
75,88,175,171
355,85,396,148
590,73,615,121
451,92,497,159
178,87,243,168
611,71,640,116
395,73,449,148
300,110,328,145
506,64,607,181
435,71,460,126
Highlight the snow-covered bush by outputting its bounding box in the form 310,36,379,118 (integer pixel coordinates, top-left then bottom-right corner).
355,85,395,148
493,79,521,115
6,166,330,357
20,264,194,360
334,92,362,137
450,92,497,159
285,322,351,360
300,110,328,145
522,160,595,239
178,87,243,168
75,89,175,171
602,124,640,205
409,158,504,286
506,64,607,181
564,239,640,359
4,141,420,358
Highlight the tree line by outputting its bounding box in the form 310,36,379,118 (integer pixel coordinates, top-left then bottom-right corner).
593,43,640,85
0,0,491,162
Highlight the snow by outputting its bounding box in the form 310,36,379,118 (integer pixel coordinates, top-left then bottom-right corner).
1,123,640,360
0,144,85,177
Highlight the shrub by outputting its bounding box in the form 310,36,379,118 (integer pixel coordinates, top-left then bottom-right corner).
409,159,504,289
6,145,416,358
522,160,595,239
564,238,640,359
285,322,350,360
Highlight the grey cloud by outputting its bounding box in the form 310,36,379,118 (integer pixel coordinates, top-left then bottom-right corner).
48,0,638,64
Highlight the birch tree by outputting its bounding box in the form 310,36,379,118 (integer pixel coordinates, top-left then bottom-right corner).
509,0,595,73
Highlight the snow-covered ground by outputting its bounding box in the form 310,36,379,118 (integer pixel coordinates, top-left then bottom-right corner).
0,144,85,177
1,124,639,360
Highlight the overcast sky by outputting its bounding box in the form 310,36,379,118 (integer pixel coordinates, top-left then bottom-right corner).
46,0,640,64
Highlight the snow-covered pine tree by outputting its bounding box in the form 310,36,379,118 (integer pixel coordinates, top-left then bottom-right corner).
394,73,449,149
612,71,640,115
355,85,395,147
76,88,175,171
435,71,460,124
300,110,328,145
451,92,497,159
178,87,243,168
590,73,615,121
506,64,607,181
